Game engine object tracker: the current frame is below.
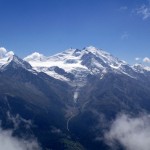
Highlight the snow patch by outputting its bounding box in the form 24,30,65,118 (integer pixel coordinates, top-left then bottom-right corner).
73,91,79,103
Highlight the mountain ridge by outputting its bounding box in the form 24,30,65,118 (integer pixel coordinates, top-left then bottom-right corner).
23,46,150,84
1,46,150,86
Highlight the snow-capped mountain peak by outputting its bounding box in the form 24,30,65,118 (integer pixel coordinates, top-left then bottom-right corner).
0,47,34,72
0,55,33,71
24,46,135,83
83,46,107,55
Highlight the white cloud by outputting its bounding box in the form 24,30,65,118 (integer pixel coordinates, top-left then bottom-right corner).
144,66,150,71
24,52,44,61
0,47,7,58
105,114,150,150
0,47,14,58
135,57,141,61
6,51,14,57
136,5,150,20
121,32,129,40
143,57,150,63
0,114,41,150
0,128,41,150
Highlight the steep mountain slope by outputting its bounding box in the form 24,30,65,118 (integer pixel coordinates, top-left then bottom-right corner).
0,51,84,149
25,46,150,103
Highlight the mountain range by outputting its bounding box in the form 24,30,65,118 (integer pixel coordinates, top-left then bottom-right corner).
0,46,150,150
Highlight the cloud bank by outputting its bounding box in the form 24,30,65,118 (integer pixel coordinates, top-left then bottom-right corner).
105,114,150,150
0,112,41,150
0,128,41,150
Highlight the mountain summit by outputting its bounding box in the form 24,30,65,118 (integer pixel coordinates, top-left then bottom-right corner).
24,46,142,83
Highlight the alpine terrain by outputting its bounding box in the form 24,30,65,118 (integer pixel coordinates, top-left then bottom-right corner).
0,46,150,150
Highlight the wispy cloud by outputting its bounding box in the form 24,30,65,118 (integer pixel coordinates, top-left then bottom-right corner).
121,32,129,40
119,6,128,11
143,57,150,63
136,5,150,20
105,113,150,150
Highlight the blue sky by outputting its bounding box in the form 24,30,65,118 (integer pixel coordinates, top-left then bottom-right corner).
0,0,150,64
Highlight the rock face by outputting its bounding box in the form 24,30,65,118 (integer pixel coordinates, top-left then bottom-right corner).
0,46,150,150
